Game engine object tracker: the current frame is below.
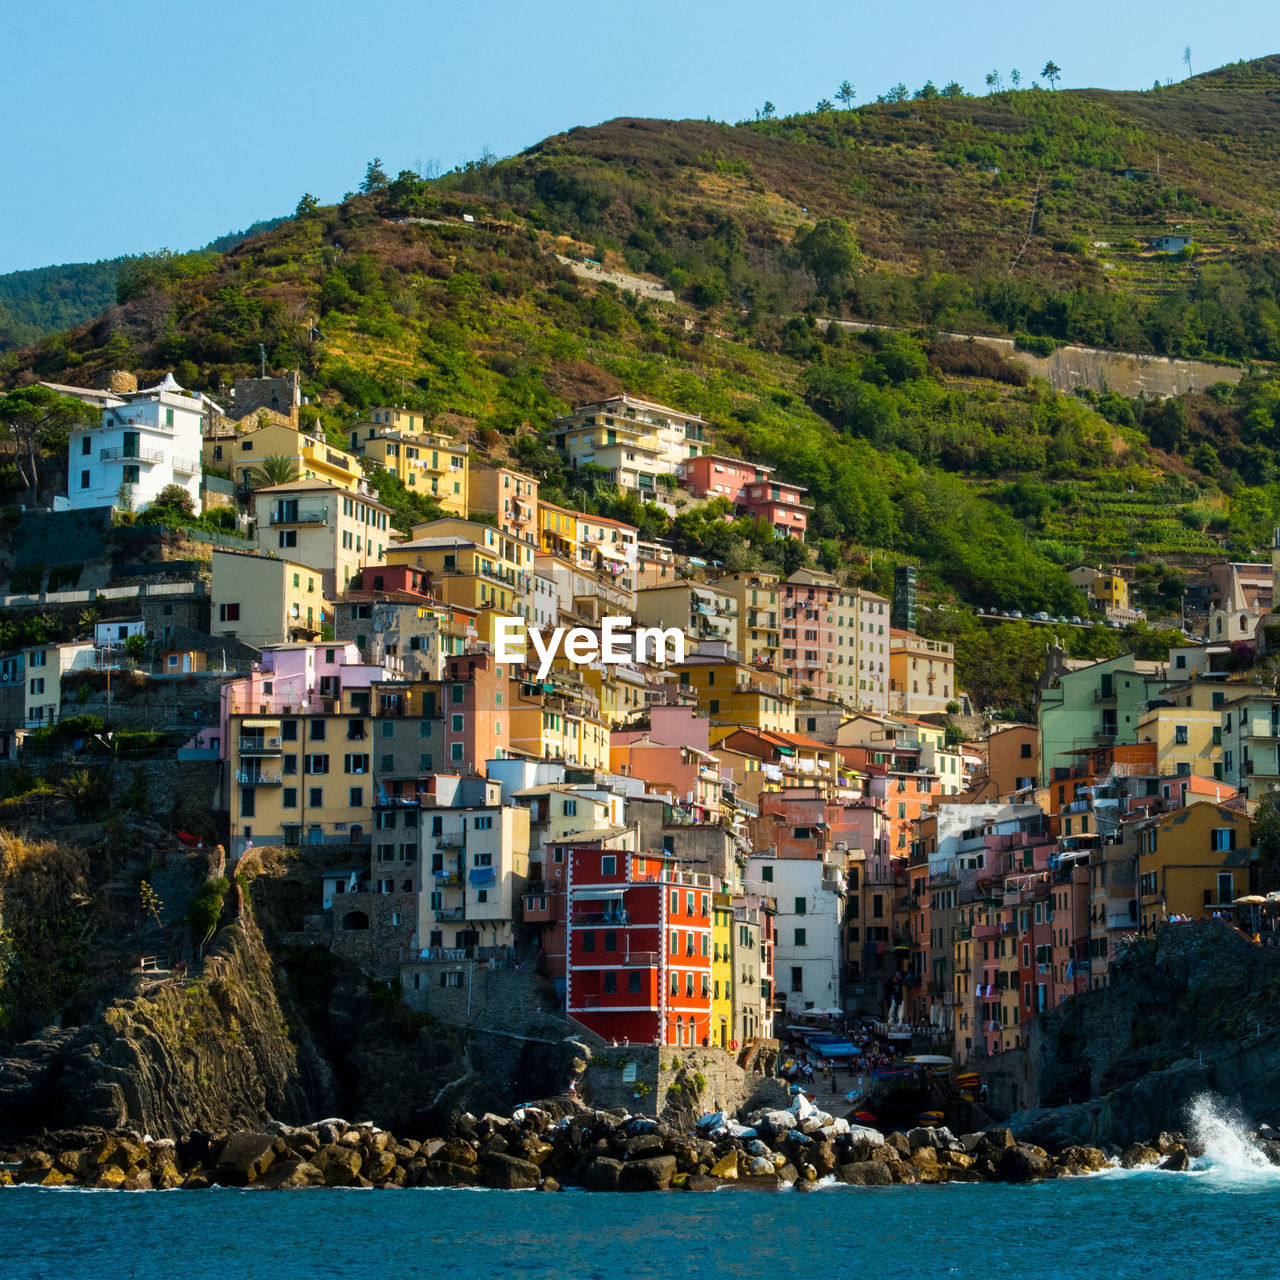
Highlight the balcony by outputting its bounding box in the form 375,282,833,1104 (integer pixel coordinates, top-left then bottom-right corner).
270,508,329,526
239,736,283,755
435,907,466,922
235,770,281,786
101,446,164,464
572,908,630,927
171,456,199,474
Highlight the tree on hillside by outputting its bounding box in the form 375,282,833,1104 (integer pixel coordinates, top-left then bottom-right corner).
1042,60,1061,89
985,69,1003,93
1010,68,1022,89
941,81,966,99
295,193,320,217
760,100,776,120
0,386,96,498
796,218,864,291
250,455,300,489
915,81,939,101
837,80,856,109
816,98,835,113
1183,46,1193,77
1254,792,1280,891
885,83,909,102
360,157,389,194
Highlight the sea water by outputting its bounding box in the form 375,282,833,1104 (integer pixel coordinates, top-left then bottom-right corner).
11,1097,1280,1280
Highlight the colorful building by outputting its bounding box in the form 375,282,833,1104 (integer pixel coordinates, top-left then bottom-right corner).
552,394,706,498
204,420,362,494
252,480,392,599
211,549,327,648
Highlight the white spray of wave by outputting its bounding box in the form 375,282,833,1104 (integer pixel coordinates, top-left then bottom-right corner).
1186,1093,1275,1177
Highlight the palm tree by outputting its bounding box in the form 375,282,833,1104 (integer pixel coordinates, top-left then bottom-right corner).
54,768,111,819
250,455,300,489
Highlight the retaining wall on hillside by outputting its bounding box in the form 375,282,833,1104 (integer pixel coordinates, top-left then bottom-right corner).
826,319,1243,398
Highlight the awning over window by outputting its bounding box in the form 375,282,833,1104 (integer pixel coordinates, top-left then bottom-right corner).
241,717,282,728
572,888,625,902
468,867,496,884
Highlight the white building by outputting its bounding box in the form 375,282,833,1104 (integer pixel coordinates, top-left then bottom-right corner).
746,853,845,1015
61,373,206,514
551,394,706,499
415,777,531,956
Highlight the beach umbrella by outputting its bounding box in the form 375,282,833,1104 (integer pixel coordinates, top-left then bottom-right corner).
1235,894,1266,933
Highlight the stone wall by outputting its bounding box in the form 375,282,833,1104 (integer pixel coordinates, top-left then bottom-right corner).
581,1044,788,1121
230,373,300,423
826,319,1242,399
60,670,227,732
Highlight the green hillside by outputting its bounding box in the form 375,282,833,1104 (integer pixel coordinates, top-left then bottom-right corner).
0,218,288,353
7,63,1280,631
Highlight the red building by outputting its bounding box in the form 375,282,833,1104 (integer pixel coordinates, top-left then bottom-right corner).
741,479,809,540
557,845,714,1046
679,454,770,501
347,564,435,598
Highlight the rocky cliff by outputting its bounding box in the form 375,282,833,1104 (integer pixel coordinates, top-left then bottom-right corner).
0,837,575,1144
1003,921,1280,1149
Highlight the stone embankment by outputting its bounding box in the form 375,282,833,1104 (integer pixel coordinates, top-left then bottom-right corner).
0,1092,1233,1192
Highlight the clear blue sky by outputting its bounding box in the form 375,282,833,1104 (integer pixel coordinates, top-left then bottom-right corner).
1,0,1272,274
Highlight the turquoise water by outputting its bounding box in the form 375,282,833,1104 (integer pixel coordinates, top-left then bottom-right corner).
12,1163,1280,1280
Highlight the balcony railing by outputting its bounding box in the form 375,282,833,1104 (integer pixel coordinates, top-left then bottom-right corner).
435,907,466,922
171,456,199,474
101,446,164,464
239,736,283,754
270,508,329,526
235,771,282,786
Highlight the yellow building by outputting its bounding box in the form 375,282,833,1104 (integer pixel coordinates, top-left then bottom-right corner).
387,517,535,640
350,409,469,514
211,549,328,648
712,896,734,1049
1095,572,1129,612
888,631,957,717
538,501,579,562
1136,703,1221,780
204,421,363,493
1132,800,1254,930
670,658,795,733
580,661,649,729
252,481,393,599
714,571,782,668
506,663,611,770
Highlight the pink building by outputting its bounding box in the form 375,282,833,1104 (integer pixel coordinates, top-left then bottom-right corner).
680,454,771,501
611,705,722,820
741,479,810,540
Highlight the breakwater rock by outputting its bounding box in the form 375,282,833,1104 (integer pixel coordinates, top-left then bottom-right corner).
0,1091,1230,1192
